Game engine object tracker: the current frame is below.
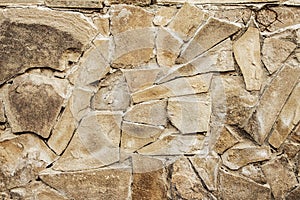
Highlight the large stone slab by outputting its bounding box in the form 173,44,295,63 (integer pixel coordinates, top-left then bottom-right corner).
233,27,263,91
0,0,43,6
157,0,278,4
39,167,131,200
45,0,103,8
245,63,300,144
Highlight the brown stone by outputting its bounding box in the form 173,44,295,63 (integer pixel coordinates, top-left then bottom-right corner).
219,168,271,200
233,27,263,91
153,6,177,26
0,0,43,6
178,17,240,63
93,16,110,37
39,167,131,200
261,156,298,200
108,0,151,6
0,99,5,123
262,38,297,74
240,164,267,184
211,7,252,24
245,63,300,144
158,0,277,3
286,186,300,200
168,3,207,41
213,125,239,154
45,0,103,8
4,74,66,138
0,134,57,191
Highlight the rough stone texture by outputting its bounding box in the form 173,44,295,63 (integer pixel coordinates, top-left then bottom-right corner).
213,125,239,154
153,6,177,26
45,0,103,8
286,186,300,200
0,100,5,123
108,0,151,6
0,0,43,6
240,164,267,184
93,17,110,37
233,27,263,91
158,0,277,3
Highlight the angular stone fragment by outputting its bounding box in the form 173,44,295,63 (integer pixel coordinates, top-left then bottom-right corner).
212,8,252,24
0,0,43,6
178,17,240,62
261,156,298,200
70,87,93,122
121,121,164,153
190,152,221,191
245,63,300,144
0,134,57,191
159,38,235,83
53,111,122,171
262,38,296,74
45,0,103,8
219,168,271,200
0,99,5,123
124,100,167,126
132,154,171,173
171,157,216,200
158,0,277,3
286,186,300,200
110,5,154,35
213,125,239,154
240,164,267,184
4,74,66,138
268,83,300,148
168,96,211,134
108,0,151,5
112,28,155,68
153,7,177,26
156,28,183,67
138,134,205,155
92,71,130,111
221,142,271,170
132,73,212,103
233,27,263,91
93,17,110,37
39,167,131,200
123,68,160,92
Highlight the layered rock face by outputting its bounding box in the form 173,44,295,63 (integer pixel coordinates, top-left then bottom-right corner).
0,1,299,199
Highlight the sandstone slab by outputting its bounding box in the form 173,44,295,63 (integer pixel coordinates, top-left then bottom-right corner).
153,6,177,26
233,27,263,91
108,0,151,5
0,0,43,6
245,63,300,144
70,87,93,122
0,99,5,123
168,96,211,134
240,164,267,184
262,38,297,74
45,0,103,8
158,0,278,3
262,156,298,200
286,186,300,200
93,17,110,37
213,125,239,154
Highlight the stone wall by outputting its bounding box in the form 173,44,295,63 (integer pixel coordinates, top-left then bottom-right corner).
0,0,299,199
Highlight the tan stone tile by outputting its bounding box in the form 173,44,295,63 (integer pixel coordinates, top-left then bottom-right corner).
45,0,103,8
213,125,239,154
93,16,110,37
240,164,267,184
153,6,177,26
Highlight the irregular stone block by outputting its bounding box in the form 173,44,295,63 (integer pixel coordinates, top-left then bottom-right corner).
45,0,103,8
167,96,211,134
93,16,110,37
0,99,5,123
153,6,177,26
286,186,300,200
156,28,183,67
211,7,252,24
262,38,297,74
39,167,131,200
0,0,43,6
168,3,207,41
262,156,298,200
70,87,93,122
219,168,271,200
52,111,122,171
108,0,151,5
213,125,239,154
0,134,57,191
245,63,300,144
240,164,267,184
157,0,278,4
233,27,263,91
178,17,240,63
124,100,167,126
268,82,300,148
132,73,212,103
4,74,67,138
221,142,271,170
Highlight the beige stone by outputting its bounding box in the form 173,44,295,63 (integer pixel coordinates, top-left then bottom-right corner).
168,3,207,41
286,186,300,200
93,17,110,37
131,154,166,173
45,0,103,8
157,0,277,3
262,38,297,74
108,0,151,6
171,157,216,200
268,83,300,148
122,68,161,92
262,156,298,200
0,134,57,191
156,28,183,67
112,28,155,68
245,63,300,144
4,74,66,138
233,27,263,91
178,17,240,63
138,134,205,155
281,139,300,159
0,99,5,123
168,96,211,134
212,8,252,24
53,111,122,171
219,168,271,200
39,167,131,200
124,100,167,126
158,38,235,83
221,142,271,170
153,7,177,26
240,164,267,184
132,73,212,103
213,125,239,154
121,121,164,153
70,87,93,122
189,152,221,191
110,5,154,35
92,71,130,111
0,0,43,6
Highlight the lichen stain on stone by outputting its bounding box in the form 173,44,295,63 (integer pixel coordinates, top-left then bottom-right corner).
0,20,83,85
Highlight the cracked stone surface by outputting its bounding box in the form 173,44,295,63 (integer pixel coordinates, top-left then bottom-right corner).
0,2,300,200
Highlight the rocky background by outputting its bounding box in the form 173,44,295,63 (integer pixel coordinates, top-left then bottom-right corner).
0,0,300,199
